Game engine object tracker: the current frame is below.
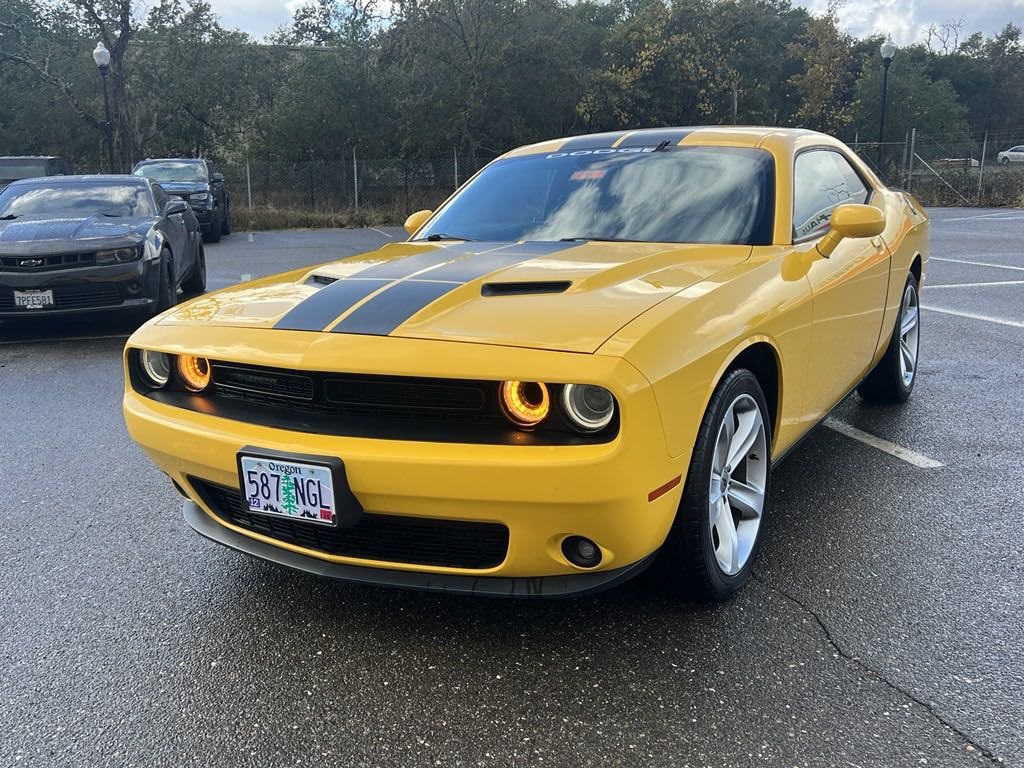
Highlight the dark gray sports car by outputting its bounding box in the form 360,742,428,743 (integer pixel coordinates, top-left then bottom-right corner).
0,175,205,319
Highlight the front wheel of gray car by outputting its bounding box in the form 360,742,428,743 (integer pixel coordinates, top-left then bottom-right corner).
182,242,206,294
203,211,222,243
221,204,231,235
659,368,772,601
858,273,920,403
153,252,177,316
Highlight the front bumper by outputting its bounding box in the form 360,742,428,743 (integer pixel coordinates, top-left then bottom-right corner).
123,328,688,593
0,259,161,317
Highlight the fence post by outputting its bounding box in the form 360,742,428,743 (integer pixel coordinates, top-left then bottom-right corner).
352,146,359,212
246,157,253,210
453,146,459,190
907,128,916,193
977,130,988,205
900,131,909,188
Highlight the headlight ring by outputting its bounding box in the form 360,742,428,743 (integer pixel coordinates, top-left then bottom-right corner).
561,384,615,432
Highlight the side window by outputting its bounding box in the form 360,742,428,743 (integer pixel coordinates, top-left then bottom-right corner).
151,183,169,211
793,150,869,240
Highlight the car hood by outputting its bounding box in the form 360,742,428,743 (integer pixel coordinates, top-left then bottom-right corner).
0,214,152,255
161,239,751,353
156,181,209,196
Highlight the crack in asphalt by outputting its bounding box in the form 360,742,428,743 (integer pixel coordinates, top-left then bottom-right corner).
752,574,1004,766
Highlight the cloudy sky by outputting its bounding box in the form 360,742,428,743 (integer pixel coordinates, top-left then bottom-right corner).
208,0,1021,43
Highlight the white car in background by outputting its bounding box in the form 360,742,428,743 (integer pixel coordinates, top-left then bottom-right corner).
997,146,1024,164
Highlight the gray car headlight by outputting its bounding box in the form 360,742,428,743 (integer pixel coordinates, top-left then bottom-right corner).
95,246,142,264
561,384,615,432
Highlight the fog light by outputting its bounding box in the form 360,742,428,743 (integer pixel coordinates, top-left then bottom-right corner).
562,535,602,568
177,355,211,392
127,281,141,294
500,381,549,428
139,349,172,388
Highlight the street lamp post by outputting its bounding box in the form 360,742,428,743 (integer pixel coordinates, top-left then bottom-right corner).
92,42,115,171
877,37,897,169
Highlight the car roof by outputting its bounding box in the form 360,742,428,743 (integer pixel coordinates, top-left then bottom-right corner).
501,126,834,159
135,158,205,164
5,174,149,186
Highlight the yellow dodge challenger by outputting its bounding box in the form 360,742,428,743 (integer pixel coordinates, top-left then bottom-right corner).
123,127,928,600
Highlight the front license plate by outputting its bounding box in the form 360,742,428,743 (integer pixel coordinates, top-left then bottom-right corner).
14,289,54,309
239,454,338,526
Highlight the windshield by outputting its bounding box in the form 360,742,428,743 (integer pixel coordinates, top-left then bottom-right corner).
134,161,206,183
416,146,775,245
0,181,155,217
0,160,48,181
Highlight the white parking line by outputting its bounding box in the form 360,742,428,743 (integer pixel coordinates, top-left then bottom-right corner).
937,212,1024,222
930,257,1024,272
368,227,394,239
824,420,943,468
927,279,1024,289
922,305,1024,329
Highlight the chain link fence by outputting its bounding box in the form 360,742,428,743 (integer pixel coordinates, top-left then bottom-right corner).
197,134,1023,231
850,129,1024,207
220,152,498,230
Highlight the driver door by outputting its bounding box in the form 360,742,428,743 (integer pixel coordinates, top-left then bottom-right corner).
794,149,890,421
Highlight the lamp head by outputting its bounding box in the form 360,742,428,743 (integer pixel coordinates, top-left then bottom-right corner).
880,37,897,63
93,41,111,69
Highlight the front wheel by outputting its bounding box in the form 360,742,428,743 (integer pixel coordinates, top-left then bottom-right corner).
659,368,772,601
1000,157,1010,166
182,241,206,294
203,211,222,243
858,274,920,403
152,252,177,316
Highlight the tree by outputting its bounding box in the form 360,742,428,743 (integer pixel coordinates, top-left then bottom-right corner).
786,3,858,136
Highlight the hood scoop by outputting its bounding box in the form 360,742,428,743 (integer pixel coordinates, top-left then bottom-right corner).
481,280,571,297
306,274,338,287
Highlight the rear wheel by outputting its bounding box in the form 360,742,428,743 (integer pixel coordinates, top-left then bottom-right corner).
1000,157,1010,166
858,274,920,403
182,241,206,294
222,203,231,235
659,369,771,601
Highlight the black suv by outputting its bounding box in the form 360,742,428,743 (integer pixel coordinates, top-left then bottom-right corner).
132,158,231,243
0,156,74,192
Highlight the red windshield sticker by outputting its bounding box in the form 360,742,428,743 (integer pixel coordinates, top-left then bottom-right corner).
571,169,606,181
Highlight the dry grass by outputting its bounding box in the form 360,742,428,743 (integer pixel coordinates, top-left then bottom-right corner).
232,205,402,232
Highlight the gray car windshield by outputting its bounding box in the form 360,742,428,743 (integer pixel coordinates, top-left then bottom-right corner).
415,146,775,245
0,160,48,180
134,161,206,183
0,182,155,217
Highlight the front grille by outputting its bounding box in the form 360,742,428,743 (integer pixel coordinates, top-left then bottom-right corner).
0,252,96,271
189,477,509,570
0,283,122,310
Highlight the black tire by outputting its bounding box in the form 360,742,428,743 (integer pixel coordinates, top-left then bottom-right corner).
203,210,222,243
858,273,920,403
1000,157,1010,166
182,241,206,294
658,368,772,602
221,203,231,235
152,251,177,316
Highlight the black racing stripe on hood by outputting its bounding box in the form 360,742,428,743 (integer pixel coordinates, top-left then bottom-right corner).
330,241,578,337
614,128,696,147
274,278,389,331
354,247,459,279
425,241,577,282
331,280,459,336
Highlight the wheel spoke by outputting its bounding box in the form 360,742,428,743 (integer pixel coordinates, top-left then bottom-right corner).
714,499,739,573
901,306,918,336
727,480,763,520
900,339,915,372
727,408,762,468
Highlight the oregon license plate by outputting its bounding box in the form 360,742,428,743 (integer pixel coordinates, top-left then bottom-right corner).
238,454,338,526
14,289,54,309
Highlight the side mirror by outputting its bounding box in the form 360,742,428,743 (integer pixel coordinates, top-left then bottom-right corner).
404,209,433,236
816,204,885,258
165,199,188,216
211,172,225,183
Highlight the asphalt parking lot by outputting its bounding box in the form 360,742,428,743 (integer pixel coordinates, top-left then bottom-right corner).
1,210,1022,767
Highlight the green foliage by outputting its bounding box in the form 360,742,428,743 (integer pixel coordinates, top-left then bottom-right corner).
0,0,1021,174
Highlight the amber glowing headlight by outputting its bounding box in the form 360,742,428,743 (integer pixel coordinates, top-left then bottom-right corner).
499,381,550,428
177,355,211,392
138,349,172,388
562,384,615,432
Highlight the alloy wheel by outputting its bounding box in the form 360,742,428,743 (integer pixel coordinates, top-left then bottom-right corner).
899,282,920,387
709,393,768,576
